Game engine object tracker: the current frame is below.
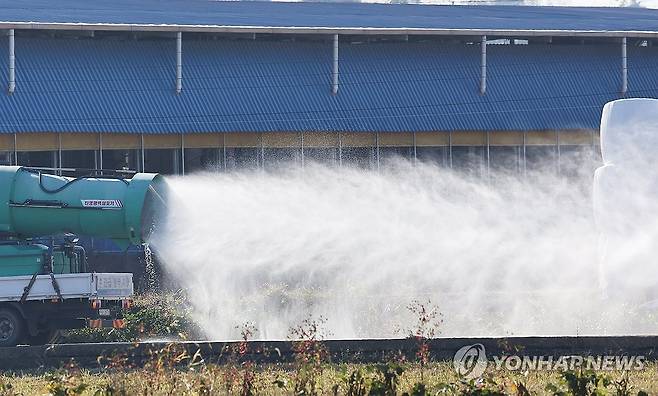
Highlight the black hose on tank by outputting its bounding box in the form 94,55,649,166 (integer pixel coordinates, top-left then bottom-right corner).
23,168,130,194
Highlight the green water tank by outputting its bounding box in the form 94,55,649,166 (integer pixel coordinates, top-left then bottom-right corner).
0,166,167,247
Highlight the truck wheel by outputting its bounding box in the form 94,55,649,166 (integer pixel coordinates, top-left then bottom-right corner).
0,308,23,347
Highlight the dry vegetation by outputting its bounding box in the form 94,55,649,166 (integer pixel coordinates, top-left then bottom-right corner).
2,298,655,395
1,361,656,395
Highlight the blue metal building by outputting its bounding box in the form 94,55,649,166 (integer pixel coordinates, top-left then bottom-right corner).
0,1,656,175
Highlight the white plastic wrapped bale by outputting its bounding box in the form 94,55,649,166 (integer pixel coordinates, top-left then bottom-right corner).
593,164,658,237
594,98,658,298
600,98,658,166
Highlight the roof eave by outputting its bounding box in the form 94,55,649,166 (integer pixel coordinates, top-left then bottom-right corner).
1,22,658,38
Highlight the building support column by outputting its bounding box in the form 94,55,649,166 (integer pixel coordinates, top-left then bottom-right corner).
140,133,145,172
375,132,380,171
486,130,491,179
522,131,527,177
332,34,339,95
448,131,453,168
12,133,17,165
258,134,264,170
99,133,103,170
172,151,179,175
621,37,628,95
412,131,417,165
300,132,305,168
338,132,343,167
556,131,561,175
8,29,15,94
176,32,183,94
222,133,227,171
592,129,597,147
181,133,185,175
480,35,487,95
57,132,62,175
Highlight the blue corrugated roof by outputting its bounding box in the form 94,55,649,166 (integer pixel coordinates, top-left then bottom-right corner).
1,1,658,32
0,37,657,133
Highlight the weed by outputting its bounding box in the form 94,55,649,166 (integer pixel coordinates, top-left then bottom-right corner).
369,363,406,395
341,367,368,396
222,365,241,395
454,375,506,396
406,382,428,396
546,369,611,396
544,368,648,396
93,383,129,396
405,299,443,381
509,379,532,396
45,371,88,396
609,371,650,396
273,378,288,392
0,379,15,396
219,322,259,395
433,374,528,395
613,372,633,396
288,315,330,396
237,322,257,396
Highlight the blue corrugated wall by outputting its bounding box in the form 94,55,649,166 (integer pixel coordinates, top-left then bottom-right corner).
0,37,657,133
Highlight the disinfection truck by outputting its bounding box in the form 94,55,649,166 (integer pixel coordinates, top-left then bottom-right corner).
0,166,166,346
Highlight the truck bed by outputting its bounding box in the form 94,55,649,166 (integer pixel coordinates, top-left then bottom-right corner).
0,273,133,302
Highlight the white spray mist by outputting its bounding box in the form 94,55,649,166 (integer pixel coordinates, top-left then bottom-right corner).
148,151,658,340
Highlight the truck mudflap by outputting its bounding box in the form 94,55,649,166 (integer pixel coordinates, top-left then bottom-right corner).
89,319,126,329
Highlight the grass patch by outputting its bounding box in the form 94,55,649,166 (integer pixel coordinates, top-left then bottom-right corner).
1,362,656,395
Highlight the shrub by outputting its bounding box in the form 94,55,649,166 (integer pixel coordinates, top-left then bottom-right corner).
61,291,201,343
